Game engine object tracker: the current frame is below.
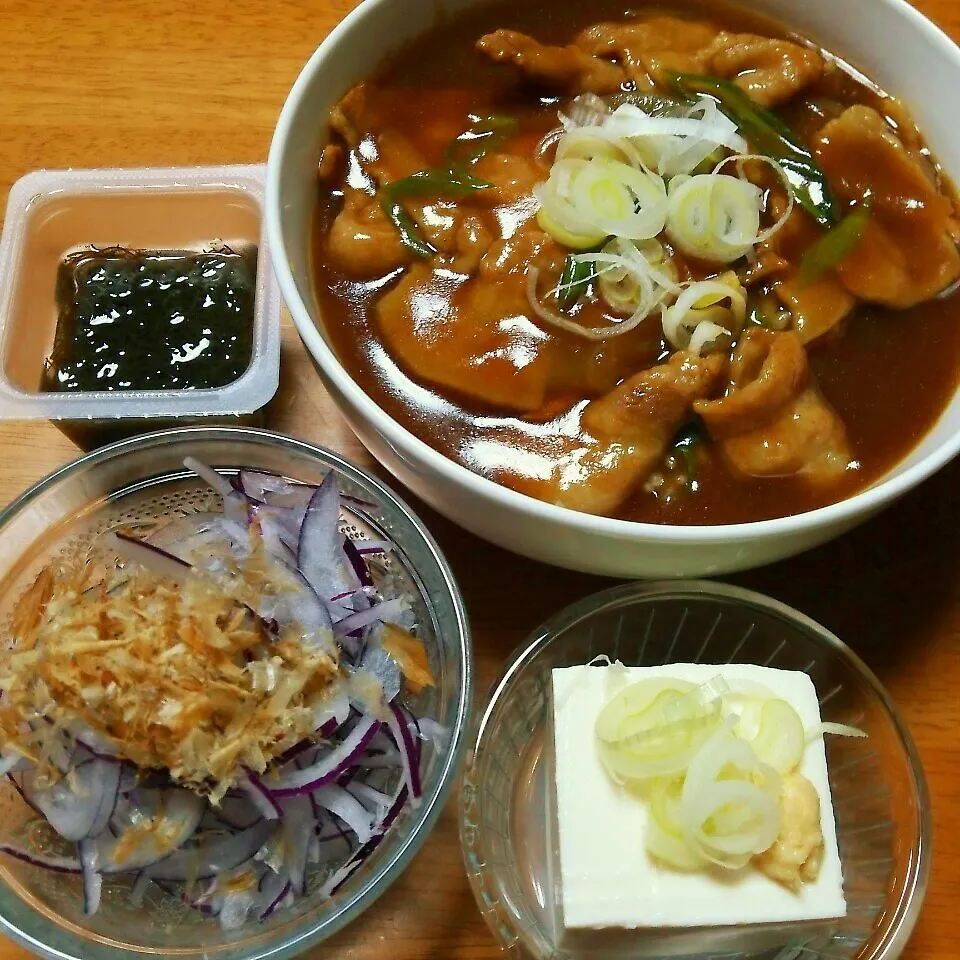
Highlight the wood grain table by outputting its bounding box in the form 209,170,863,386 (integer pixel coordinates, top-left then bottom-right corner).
0,1,958,957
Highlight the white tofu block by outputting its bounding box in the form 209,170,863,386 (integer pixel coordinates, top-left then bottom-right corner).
552,663,846,929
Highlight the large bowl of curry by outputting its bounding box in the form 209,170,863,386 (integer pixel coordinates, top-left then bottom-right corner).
267,0,960,578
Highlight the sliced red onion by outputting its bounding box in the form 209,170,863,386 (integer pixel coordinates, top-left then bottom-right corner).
21,757,121,842
307,828,321,866
298,473,349,602
212,796,263,831
154,877,220,916
237,470,282,502
257,516,298,566
258,872,293,922
130,870,152,907
184,458,251,526
185,457,234,500
386,704,422,805
342,537,375,589
319,783,409,898
334,598,406,638
68,722,121,761
354,541,392,557
240,470,308,500
347,781,393,816
354,749,402,770
0,749,27,777
92,788,205,874
269,716,380,797
312,785,376,844
254,565,334,650
312,684,351,734
245,472,376,513
238,775,282,821
253,504,304,550
399,705,424,763
414,718,449,753
217,885,259,931
0,844,82,874
265,484,315,512
279,795,314,895
88,760,122,839
79,839,102,914
357,641,402,703
145,820,275,883
107,533,192,586
311,816,353,862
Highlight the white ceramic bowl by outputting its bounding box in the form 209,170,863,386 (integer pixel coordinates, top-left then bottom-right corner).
267,0,960,578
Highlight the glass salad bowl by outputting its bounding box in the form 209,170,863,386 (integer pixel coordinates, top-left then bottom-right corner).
0,426,471,960
459,581,930,960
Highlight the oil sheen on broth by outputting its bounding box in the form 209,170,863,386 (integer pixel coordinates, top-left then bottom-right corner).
312,0,960,526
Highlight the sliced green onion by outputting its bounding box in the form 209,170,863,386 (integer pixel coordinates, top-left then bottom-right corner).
670,73,839,227
680,727,781,869
671,423,703,480
446,114,520,187
798,199,873,288
662,274,746,354
646,816,708,871
380,116,517,257
646,777,709,870
595,679,725,781
806,721,869,742
380,170,482,258
665,173,763,263
747,291,792,331
599,96,748,178
556,255,595,309
557,130,642,167
535,157,668,249
593,673,871,879
739,699,806,775
595,238,677,316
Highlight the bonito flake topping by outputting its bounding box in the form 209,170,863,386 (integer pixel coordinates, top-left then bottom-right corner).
0,542,339,802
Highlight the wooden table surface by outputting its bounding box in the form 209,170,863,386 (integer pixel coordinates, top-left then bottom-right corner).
0,1,958,957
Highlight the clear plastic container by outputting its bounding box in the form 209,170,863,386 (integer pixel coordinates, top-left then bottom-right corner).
0,165,281,448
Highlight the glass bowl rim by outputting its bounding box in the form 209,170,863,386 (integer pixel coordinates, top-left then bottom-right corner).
0,425,473,960
460,579,932,960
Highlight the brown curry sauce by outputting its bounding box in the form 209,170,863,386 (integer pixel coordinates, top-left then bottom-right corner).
312,0,960,525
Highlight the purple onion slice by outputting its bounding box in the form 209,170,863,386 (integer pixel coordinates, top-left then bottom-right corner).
93,788,205,875
20,757,121,843
145,820,276,883
0,844,82,874
312,785,376,844
333,598,405,638
269,716,381,797
239,774,282,821
386,704,422,805
107,533,192,586
79,839,102,914
279,795,314,896
298,473,349,603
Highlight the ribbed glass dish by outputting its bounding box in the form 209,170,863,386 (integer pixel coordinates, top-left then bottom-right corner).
0,427,471,960
460,581,929,960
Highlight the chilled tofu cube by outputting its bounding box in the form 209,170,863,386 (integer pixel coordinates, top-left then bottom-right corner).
552,663,847,929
